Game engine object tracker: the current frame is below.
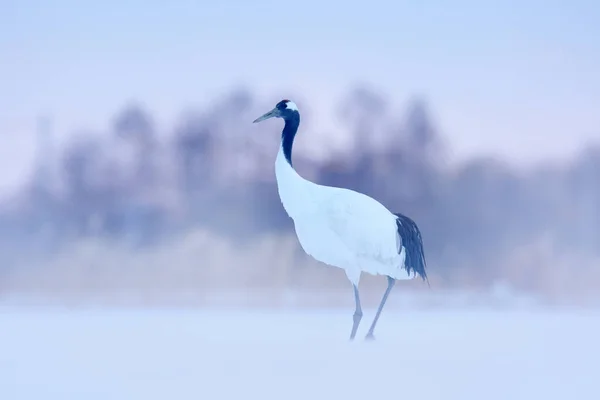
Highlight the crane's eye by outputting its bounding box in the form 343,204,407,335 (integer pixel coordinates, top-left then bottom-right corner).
276,100,290,110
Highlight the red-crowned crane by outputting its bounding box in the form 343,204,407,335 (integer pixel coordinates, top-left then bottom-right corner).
253,99,428,340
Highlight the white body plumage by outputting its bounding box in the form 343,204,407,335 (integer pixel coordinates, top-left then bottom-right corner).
275,146,414,286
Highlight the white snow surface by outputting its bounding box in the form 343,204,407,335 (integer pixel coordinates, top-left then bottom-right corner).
1,306,599,400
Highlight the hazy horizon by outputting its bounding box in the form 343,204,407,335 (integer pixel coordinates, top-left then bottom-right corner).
1,0,600,307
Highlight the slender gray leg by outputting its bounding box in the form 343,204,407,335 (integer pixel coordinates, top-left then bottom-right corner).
365,276,396,340
349,284,363,341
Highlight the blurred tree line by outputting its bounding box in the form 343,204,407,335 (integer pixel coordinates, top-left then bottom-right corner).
1,86,599,283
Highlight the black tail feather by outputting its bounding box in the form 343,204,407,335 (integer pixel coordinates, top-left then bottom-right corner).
394,213,429,285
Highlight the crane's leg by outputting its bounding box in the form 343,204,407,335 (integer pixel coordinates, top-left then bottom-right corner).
349,284,363,341
365,276,396,340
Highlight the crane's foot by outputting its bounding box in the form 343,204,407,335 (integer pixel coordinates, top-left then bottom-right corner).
365,333,376,341
349,311,363,341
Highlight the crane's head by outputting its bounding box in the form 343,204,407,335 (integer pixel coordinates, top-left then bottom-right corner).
253,99,298,123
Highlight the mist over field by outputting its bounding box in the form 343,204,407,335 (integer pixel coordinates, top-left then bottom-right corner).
1,86,599,308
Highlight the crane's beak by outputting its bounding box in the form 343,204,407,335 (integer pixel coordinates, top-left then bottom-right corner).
253,108,280,123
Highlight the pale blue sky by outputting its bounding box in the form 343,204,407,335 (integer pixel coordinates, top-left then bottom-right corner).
1,0,600,193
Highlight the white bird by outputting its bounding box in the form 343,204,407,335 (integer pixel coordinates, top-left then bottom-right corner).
253,99,428,340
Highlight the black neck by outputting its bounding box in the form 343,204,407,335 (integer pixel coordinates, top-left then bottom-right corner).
281,111,300,166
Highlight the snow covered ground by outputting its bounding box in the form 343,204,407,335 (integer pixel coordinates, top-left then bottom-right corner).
1,306,599,400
